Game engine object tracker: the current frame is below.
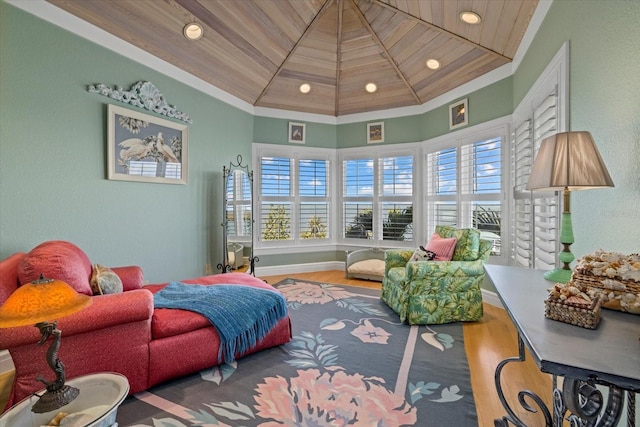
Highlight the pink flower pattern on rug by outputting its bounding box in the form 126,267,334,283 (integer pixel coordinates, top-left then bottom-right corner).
277,281,356,305
350,319,391,344
254,368,417,426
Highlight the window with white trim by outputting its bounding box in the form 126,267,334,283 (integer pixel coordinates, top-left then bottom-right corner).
341,151,414,243
255,146,332,245
426,130,504,256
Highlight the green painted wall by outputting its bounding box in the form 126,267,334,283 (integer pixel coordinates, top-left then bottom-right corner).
0,2,254,282
253,117,337,148
514,0,640,260
258,250,344,268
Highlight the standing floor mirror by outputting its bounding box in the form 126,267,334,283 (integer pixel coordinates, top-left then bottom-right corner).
217,155,257,275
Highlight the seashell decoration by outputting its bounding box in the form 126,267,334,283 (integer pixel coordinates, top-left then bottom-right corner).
88,81,193,124
574,250,640,314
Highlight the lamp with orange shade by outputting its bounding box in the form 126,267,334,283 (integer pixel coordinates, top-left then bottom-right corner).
0,274,91,413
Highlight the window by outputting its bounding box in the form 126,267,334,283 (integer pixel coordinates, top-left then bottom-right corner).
343,158,373,239
426,127,505,256
342,152,414,243
255,146,332,245
260,157,292,241
299,159,329,239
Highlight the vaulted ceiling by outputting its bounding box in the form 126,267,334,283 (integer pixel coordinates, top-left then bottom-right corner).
47,0,539,117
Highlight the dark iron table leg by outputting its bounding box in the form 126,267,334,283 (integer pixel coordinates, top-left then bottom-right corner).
494,335,552,426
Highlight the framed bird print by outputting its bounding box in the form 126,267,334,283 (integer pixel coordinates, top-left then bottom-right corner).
449,98,468,130
288,122,305,144
367,122,384,143
107,104,188,184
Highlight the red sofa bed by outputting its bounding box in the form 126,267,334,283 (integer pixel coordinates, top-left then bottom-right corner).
0,241,292,410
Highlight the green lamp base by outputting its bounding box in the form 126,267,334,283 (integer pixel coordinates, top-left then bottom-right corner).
543,268,572,284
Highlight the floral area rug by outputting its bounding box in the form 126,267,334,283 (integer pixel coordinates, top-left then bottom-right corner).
116,279,478,426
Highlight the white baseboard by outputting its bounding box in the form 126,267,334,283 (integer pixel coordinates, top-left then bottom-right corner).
256,261,345,277
482,289,503,309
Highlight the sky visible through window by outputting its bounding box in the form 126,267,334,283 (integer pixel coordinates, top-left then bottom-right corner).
261,157,328,197
261,154,478,198
436,137,501,195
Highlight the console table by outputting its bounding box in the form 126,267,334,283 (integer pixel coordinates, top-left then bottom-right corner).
485,265,639,426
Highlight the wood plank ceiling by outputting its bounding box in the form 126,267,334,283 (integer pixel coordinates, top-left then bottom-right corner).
47,0,539,117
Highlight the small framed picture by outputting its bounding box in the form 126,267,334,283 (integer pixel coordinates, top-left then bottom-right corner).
449,98,468,130
288,122,305,144
367,122,384,144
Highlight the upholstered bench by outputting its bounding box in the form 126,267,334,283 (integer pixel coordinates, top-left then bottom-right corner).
345,248,385,282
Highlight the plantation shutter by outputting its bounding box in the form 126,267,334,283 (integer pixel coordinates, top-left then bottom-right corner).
343,158,374,239
380,155,413,241
531,93,560,270
461,137,502,255
511,91,560,268
259,157,292,241
299,158,329,240
426,148,457,232
512,119,534,267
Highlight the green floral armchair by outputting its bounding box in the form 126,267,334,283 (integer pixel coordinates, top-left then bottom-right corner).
381,226,492,325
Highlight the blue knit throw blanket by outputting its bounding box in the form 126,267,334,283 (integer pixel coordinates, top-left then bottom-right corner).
153,282,287,363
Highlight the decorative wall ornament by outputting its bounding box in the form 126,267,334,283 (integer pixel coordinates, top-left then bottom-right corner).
88,81,193,124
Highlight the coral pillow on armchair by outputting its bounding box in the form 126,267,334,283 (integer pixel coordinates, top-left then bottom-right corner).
425,233,457,261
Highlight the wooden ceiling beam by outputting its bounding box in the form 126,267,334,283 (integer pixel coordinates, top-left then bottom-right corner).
350,0,422,105
255,0,334,106
372,0,512,62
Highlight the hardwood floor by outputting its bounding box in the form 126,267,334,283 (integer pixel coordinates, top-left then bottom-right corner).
260,270,554,427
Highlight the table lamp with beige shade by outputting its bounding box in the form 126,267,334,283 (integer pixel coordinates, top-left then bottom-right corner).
526,131,614,283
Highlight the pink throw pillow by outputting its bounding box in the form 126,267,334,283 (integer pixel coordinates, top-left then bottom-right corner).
18,241,93,296
425,233,457,261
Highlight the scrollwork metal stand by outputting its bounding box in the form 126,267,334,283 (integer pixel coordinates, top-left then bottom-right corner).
494,336,551,427
219,154,256,276
248,255,259,276
216,259,232,273
494,336,635,427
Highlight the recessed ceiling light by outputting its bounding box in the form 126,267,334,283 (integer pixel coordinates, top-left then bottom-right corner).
365,82,377,93
460,11,482,24
183,23,203,41
426,59,440,70
299,83,311,94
